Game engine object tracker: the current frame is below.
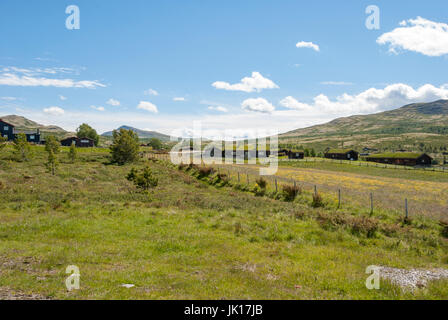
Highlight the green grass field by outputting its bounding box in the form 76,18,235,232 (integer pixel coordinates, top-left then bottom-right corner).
0,146,447,299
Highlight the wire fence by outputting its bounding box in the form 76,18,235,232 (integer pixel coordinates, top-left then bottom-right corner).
147,152,448,221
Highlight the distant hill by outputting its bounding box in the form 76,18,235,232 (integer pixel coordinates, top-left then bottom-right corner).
101,125,171,141
279,100,448,153
0,115,69,135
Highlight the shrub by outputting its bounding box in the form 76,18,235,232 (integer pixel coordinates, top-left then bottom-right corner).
0,136,7,152
252,185,265,197
440,219,448,238
13,133,31,162
45,135,60,154
198,166,214,178
311,192,324,208
68,141,77,163
178,163,188,170
351,216,378,238
255,177,267,189
282,185,302,202
126,167,158,191
110,129,140,165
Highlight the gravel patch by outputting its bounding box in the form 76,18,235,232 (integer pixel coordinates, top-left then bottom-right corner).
0,287,51,300
379,266,448,290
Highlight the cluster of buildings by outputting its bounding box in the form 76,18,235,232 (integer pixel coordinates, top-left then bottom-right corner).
322,148,432,167
0,119,94,147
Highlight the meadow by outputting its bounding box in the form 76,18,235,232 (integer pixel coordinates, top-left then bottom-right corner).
0,146,447,299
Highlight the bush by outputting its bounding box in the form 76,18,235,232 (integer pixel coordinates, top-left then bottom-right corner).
198,166,214,178
178,163,188,170
13,133,31,162
255,177,267,189
311,193,324,208
126,167,158,191
211,173,229,187
440,219,448,238
317,212,378,238
282,185,301,202
110,129,140,165
351,216,378,238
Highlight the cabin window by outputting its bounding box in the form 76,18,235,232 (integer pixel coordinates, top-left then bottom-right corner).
3,126,8,131
29,135,35,140
81,139,89,143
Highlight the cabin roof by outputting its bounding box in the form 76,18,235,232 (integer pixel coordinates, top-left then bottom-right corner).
326,148,357,154
366,152,431,160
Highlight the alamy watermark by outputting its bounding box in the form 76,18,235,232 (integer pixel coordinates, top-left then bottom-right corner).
66,5,80,30
169,122,278,176
365,265,381,290
65,265,80,291
365,5,380,30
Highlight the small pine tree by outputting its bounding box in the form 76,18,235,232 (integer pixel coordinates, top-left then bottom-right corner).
126,167,158,191
0,136,7,152
68,141,77,163
110,129,140,165
45,135,60,154
13,133,31,162
46,149,58,175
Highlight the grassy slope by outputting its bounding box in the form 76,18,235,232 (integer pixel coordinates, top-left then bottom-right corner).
278,100,448,156
0,146,447,299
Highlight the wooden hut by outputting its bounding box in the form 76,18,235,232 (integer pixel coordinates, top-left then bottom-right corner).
61,137,94,148
365,153,432,166
324,149,358,161
0,119,41,143
287,150,304,159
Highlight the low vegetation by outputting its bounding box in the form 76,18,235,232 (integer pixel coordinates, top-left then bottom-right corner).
0,146,447,299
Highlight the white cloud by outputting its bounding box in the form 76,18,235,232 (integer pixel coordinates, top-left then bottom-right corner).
280,83,448,114
241,98,275,113
1,96,17,101
144,88,159,96
137,101,158,113
43,106,65,116
59,95,67,101
0,73,105,88
208,106,228,113
106,98,120,106
173,97,186,101
90,105,105,112
212,72,279,93
0,66,104,89
296,41,320,52
377,17,448,56
279,96,313,111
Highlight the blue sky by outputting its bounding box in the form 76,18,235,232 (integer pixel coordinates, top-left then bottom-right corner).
1,0,448,137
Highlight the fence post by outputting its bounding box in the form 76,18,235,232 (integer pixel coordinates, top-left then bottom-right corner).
314,185,317,196
405,198,408,219
275,178,278,193
238,172,240,183
337,189,341,209
370,193,374,215
247,173,249,185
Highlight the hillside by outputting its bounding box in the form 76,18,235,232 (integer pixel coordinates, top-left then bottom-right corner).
102,125,171,141
0,115,68,136
280,100,448,153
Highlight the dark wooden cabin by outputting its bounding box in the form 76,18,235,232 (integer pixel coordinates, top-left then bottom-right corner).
324,149,358,161
287,150,304,159
365,153,432,166
61,137,94,148
0,119,41,143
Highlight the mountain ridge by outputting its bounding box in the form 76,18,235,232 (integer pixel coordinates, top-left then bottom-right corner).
101,125,171,141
